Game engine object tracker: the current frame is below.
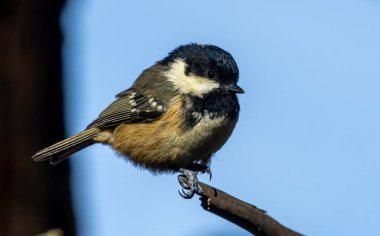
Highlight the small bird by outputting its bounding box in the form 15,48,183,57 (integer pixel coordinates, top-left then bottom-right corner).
32,43,244,198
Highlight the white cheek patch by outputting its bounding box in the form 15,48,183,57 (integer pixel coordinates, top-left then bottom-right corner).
164,59,220,97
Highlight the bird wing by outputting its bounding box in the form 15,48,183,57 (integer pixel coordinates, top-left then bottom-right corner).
86,88,166,129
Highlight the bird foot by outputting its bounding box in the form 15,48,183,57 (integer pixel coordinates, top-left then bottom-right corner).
177,168,203,199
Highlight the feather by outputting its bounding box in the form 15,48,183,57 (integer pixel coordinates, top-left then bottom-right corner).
31,127,100,164
87,89,166,129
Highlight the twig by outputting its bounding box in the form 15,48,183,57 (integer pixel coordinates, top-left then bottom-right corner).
197,182,303,236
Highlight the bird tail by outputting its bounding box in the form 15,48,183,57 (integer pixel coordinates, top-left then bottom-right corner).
32,127,101,165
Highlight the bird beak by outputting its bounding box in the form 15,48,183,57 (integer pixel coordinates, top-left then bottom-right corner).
224,84,245,94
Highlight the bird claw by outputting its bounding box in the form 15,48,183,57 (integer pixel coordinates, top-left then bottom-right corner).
177,169,203,199
178,189,195,199
203,167,212,181
177,175,190,190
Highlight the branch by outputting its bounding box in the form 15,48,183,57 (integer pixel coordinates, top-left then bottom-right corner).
197,182,303,236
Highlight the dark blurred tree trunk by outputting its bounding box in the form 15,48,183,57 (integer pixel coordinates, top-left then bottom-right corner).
0,0,76,235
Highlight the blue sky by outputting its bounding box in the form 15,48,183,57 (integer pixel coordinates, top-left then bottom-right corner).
61,1,380,235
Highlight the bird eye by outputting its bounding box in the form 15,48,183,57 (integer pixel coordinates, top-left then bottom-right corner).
207,70,216,79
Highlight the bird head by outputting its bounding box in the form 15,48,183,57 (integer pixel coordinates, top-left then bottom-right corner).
162,44,244,97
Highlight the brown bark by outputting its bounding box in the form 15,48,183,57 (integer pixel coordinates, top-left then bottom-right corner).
198,182,303,236
0,0,76,235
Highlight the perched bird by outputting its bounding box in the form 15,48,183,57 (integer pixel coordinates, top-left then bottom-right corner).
32,43,244,198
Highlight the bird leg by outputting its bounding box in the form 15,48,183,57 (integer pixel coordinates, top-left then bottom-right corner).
177,164,212,199
187,163,212,180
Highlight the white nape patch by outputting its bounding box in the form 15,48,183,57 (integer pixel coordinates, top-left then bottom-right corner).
164,59,220,97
